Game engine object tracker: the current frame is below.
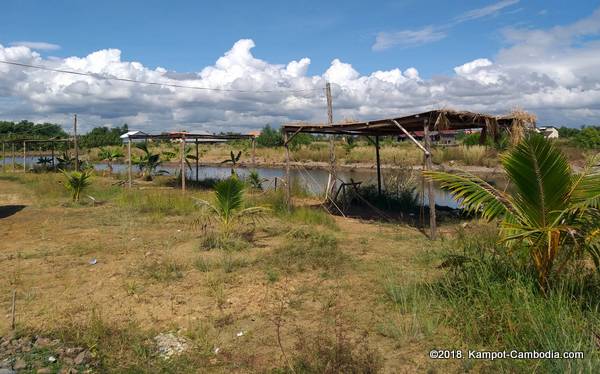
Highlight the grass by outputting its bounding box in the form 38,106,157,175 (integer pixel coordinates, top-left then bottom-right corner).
2,171,598,373
264,227,348,274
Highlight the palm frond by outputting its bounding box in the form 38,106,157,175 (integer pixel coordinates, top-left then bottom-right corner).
424,170,512,220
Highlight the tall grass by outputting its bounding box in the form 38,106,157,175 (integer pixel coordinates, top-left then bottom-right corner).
432,225,600,372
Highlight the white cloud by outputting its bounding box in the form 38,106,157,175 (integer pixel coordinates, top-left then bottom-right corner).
455,0,520,23
373,27,447,51
1,10,600,133
373,0,520,51
9,41,61,51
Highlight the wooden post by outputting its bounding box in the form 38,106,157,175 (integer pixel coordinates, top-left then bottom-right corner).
127,139,132,188
2,142,5,172
423,121,437,240
251,137,256,169
23,141,26,172
284,132,291,210
73,114,79,171
12,143,15,171
195,139,199,182
180,136,186,192
326,82,336,199
375,135,382,196
51,143,55,170
11,289,16,330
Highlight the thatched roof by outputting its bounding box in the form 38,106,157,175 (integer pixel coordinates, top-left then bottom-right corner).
282,109,535,136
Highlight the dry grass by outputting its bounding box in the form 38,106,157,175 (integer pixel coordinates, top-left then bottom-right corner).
0,171,508,372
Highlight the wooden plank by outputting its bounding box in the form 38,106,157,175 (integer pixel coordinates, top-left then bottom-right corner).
391,120,430,156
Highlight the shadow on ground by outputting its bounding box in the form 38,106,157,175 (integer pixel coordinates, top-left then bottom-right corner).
0,205,26,219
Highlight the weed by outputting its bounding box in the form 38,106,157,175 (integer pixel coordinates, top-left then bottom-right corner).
265,227,347,273
139,258,185,282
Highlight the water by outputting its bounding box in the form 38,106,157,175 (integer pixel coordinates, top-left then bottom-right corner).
10,155,459,208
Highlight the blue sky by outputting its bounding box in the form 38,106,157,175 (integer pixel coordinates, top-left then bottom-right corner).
1,1,600,131
3,0,591,77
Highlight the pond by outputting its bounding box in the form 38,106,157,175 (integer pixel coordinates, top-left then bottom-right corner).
12,155,462,208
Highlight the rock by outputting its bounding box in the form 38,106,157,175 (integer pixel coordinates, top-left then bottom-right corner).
34,337,51,348
0,369,16,374
13,359,26,370
59,368,77,374
153,333,189,359
74,351,90,365
36,369,52,374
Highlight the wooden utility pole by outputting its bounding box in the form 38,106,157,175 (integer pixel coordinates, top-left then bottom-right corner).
73,114,79,171
2,142,5,172
423,121,437,240
326,82,336,198
51,143,55,170
127,139,132,188
180,135,186,192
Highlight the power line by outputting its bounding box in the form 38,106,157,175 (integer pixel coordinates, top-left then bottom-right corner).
0,59,323,94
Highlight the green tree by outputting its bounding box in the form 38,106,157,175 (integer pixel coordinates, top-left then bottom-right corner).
132,143,165,180
425,134,600,289
573,127,600,149
256,125,283,147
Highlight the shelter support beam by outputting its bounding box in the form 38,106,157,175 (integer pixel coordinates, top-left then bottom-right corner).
375,135,382,196
22,141,26,172
195,139,199,182
251,137,256,169
423,121,437,240
12,143,15,171
180,136,186,192
2,143,5,172
127,139,132,188
391,120,430,156
284,132,291,211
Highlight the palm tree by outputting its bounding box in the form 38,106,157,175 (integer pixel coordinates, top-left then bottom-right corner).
247,170,268,190
194,176,268,235
425,134,600,289
133,143,165,180
98,147,124,174
60,169,93,202
221,150,242,175
37,156,53,167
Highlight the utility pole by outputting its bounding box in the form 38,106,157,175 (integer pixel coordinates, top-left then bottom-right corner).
73,114,79,171
326,82,336,199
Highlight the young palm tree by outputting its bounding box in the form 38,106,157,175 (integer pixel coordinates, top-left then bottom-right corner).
247,170,268,190
36,156,53,167
98,147,124,174
60,169,93,202
425,134,600,289
194,176,268,235
221,150,242,175
133,143,165,180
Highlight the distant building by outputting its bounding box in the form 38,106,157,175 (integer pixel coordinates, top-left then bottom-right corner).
536,126,559,139
398,130,459,145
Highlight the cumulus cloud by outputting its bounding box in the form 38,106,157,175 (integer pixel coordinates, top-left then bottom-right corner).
9,41,61,51
1,10,600,133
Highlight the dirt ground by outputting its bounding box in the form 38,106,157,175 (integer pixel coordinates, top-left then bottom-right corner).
0,174,465,373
